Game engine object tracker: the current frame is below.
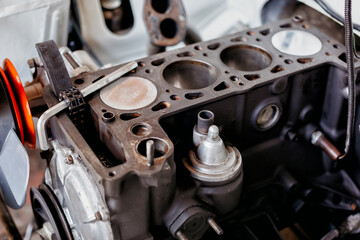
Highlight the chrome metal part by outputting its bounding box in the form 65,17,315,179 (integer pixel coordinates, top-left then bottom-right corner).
193,110,214,147
146,139,155,166
207,218,223,236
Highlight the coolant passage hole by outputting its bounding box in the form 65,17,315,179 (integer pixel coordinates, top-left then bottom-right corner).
137,138,169,158
220,45,272,71
163,60,217,89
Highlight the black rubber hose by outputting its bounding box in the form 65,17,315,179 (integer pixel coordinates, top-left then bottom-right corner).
339,0,356,159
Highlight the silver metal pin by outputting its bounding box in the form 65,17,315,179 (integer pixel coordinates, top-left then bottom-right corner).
146,140,155,166
207,218,223,235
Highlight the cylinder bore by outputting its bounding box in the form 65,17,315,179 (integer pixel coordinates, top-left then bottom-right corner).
220,45,272,71
100,76,157,110
163,60,217,89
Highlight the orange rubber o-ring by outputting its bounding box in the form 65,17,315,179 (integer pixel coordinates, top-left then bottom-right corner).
3,59,36,149
0,66,25,145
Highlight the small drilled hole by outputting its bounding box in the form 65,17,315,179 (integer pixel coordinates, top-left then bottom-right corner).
293,15,304,22
170,95,180,100
207,43,220,50
279,55,284,58
203,53,208,57
194,45,202,50
247,31,255,36
280,23,292,28
230,76,239,81
102,109,107,112
166,89,170,93
244,74,261,80
231,36,247,42
284,59,293,64
145,69,151,73
177,51,194,57
259,29,270,36
326,52,331,56
333,44,341,49
225,71,229,74
256,38,261,42
302,24,309,29
138,62,145,67
151,58,165,66
102,111,115,122
239,80,245,86
152,101,170,111
109,171,116,177
74,79,84,85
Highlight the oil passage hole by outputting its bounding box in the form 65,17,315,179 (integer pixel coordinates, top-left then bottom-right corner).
152,101,170,111
259,29,270,36
170,95,180,100
131,123,151,136
151,0,169,13
151,58,165,66
177,51,194,57
271,65,285,73
221,45,272,71
160,18,177,38
185,92,204,100
138,138,169,158
109,171,116,177
120,113,141,121
244,74,261,80
297,58,313,64
163,60,217,89
214,82,229,91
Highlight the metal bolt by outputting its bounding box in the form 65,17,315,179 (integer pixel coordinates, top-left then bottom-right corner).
146,140,155,166
207,125,220,141
65,155,74,164
175,230,188,240
207,218,223,235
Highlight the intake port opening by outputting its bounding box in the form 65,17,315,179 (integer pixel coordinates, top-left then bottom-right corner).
151,0,169,13
163,60,217,89
220,45,272,71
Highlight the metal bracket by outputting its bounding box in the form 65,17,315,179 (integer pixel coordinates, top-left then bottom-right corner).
37,61,138,150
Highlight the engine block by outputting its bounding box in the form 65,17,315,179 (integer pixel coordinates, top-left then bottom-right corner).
40,5,360,240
